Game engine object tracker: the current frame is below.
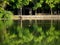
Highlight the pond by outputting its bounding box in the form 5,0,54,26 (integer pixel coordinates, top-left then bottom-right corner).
0,20,60,45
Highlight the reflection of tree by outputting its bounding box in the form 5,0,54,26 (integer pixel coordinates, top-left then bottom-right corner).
0,20,60,45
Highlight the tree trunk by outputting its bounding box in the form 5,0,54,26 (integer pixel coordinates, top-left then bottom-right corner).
35,10,37,25
29,8,32,25
50,8,53,27
51,8,53,15
20,8,22,28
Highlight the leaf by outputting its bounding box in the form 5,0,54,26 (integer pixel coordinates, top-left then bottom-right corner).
47,36,55,43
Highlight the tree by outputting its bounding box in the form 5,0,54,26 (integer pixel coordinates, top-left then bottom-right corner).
45,0,60,27
45,0,60,15
9,0,31,9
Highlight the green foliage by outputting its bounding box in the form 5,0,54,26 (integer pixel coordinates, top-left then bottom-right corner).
17,26,33,43
46,0,54,8
0,20,4,30
45,0,60,8
9,0,31,9
22,0,30,6
9,0,22,8
0,21,60,45
0,0,9,8
45,0,60,14
32,0,44,10
0,7,13,27
0,0,60,45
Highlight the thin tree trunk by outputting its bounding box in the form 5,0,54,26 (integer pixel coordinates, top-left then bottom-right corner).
50,8,53,27
20,8,22,28
35,10,37,25
58,9,59,15
29,8,32,25
51,8,53,15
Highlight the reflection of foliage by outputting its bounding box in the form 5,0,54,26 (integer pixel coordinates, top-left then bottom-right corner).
45,26,60,45
17,26,33,43
0,21,60,45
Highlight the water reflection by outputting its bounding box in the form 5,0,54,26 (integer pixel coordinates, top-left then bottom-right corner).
0,20,60,45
